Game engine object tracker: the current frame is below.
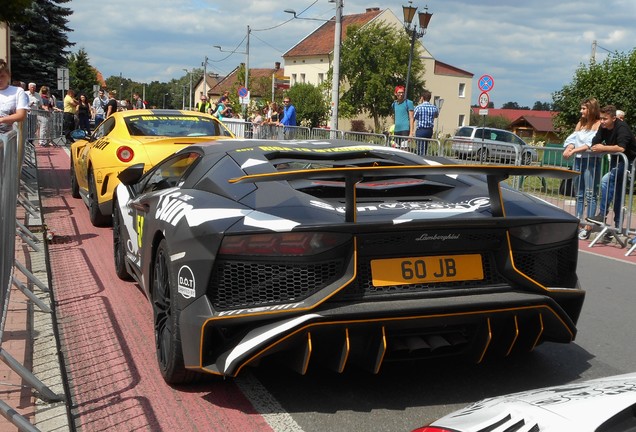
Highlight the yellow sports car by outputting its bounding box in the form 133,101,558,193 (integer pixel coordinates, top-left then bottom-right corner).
70,109,234,226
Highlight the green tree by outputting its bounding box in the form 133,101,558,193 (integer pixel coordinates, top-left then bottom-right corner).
552,49,636,138
470,111,510,129
501,101,529,110
532,101,552,111
10,0,73,90
339,22,425,132
285,82,329,127
0,0,34,25
68,48,98,97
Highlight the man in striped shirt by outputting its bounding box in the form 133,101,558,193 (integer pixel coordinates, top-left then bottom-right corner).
413,89,439,155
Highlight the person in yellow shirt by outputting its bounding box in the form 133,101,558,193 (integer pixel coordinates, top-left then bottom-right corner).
63,89,78,140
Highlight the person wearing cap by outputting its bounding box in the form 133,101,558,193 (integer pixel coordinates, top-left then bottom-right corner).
196,95,211,114
391,85,414,145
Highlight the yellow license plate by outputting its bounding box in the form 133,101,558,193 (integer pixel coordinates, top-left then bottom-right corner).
370,254,484,287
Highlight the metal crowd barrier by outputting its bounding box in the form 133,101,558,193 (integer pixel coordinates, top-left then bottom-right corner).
25,109,65,147
0,125,64,432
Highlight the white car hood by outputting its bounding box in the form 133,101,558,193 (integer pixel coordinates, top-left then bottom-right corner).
432,372,636,432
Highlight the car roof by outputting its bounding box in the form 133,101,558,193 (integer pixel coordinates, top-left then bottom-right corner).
111,109,216,120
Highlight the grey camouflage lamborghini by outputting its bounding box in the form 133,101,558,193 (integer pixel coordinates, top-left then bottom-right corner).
112,139,585,384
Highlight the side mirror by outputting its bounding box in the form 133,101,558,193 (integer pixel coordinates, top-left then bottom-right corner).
118,163,145,186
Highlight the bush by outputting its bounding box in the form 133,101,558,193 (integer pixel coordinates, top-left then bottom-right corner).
350,120,366,132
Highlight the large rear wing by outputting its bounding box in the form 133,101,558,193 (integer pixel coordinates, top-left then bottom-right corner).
230,164,577,222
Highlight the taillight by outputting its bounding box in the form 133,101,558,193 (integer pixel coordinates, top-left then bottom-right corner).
411,427,456,432
219,232,350,256
116,146,134,162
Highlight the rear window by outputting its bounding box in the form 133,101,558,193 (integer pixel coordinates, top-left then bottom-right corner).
454,127,475,138
124,114,231,137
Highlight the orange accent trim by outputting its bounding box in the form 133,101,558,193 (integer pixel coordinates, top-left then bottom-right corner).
505,315,520,357
531,313,545,351
338,328,350,373
477,318,492,364
372,327,387,374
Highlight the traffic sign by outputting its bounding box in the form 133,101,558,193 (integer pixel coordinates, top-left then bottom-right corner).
478,74,494,92
478,91,490,109
57,67,69,91
239,91,250,105
479,109,489,116
237,86,248,98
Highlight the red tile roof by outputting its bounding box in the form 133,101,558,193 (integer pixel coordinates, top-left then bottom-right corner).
283,8,383,57
472,108,555,122
208,66,285,97
434,60,473,78
472,108,558,133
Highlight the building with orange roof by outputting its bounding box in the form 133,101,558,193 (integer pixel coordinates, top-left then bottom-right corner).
282,7,473,134
471,108,560,143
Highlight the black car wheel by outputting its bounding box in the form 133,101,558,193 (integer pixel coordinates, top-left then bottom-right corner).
153,239,198,385
88,168,111,227
70,156,80,198
113,202,132,281
476,148,489,162
521,152,532,166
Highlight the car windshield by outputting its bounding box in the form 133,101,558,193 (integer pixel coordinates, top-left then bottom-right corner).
124,114,230,137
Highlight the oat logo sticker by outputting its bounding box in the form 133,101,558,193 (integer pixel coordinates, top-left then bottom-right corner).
177,265,196,299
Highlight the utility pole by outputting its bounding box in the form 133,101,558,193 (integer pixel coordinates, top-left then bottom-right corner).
202,56,209,99
330,0,343,133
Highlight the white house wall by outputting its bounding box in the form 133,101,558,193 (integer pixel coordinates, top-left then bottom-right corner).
282,8,472,135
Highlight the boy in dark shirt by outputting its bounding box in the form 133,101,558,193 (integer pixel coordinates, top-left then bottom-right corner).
588,105,636,231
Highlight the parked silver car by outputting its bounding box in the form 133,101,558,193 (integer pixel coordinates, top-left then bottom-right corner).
451,126,538,165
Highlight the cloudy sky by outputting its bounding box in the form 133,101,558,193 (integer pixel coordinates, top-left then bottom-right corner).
67,0,636,108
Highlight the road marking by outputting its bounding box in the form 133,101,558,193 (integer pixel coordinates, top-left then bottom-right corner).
236,372,305,432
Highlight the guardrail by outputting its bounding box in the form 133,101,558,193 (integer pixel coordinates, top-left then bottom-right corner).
1,123,65,432
25,109,65,147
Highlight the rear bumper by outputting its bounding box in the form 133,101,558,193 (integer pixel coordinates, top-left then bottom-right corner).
180,288,584,377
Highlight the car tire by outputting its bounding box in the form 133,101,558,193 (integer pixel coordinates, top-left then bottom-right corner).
113,201,133,281
476,148,488,162
70,156,80,199
88,168,111,227
521,152,532,166
153,239,199,385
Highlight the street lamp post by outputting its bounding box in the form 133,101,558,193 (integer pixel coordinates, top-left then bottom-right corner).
402,1,433,101
162,92,169,109
183,68,193,110
285,0,343,133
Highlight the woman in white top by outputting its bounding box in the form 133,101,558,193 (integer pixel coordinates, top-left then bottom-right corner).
562,97,602,239
0,59,29,134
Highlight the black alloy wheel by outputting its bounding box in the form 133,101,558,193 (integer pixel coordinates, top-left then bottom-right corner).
113,202,132,280
87,168,110,227
152,239,197,384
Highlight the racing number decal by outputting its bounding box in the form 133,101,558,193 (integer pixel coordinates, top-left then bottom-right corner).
401,258,457,280
136,215,144,248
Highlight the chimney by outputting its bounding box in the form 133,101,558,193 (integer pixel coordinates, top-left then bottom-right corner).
366,7,380,12
274,62,281,71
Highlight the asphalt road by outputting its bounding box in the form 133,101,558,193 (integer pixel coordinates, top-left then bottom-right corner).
38,146,636,432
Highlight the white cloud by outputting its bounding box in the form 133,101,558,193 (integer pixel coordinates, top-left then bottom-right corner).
66,0,636,107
